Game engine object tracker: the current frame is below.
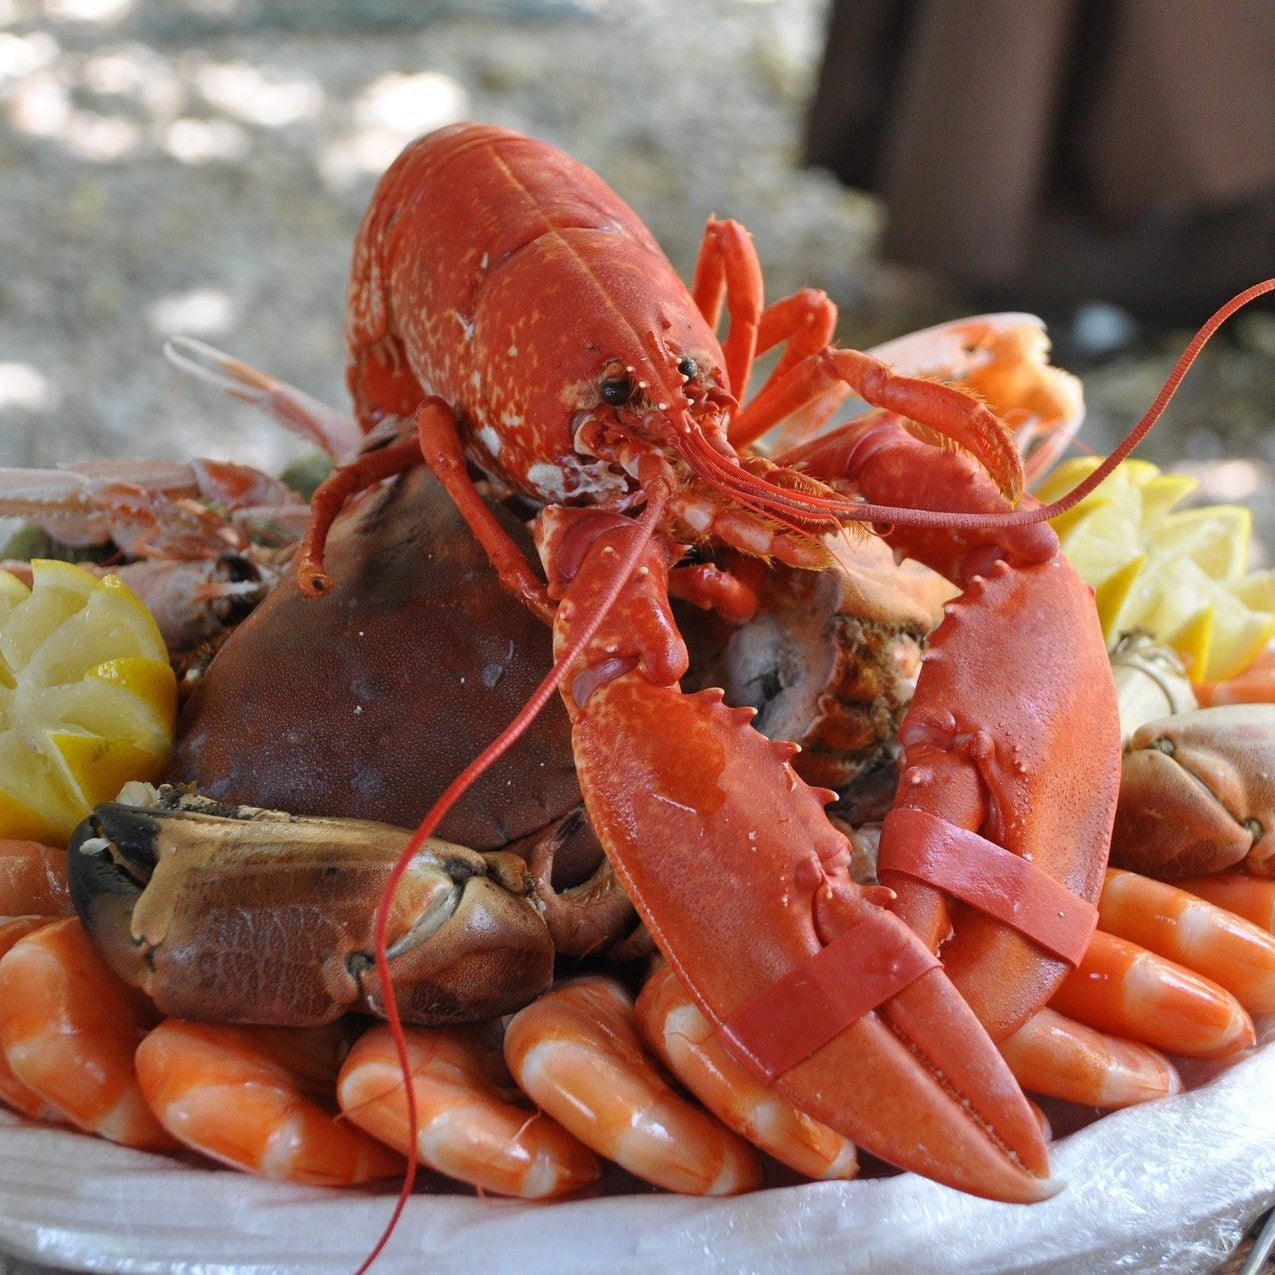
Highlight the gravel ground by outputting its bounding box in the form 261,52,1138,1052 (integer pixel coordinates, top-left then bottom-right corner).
0,0,884,476
1,0,1274,536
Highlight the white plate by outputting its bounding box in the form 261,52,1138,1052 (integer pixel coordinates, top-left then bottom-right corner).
1,1022,1273,1275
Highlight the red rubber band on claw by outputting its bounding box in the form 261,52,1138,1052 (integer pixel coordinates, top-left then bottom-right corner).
720,910,940,1085
878,807,1098,967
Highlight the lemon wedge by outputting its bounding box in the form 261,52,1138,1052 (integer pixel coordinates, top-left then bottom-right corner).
1040,460,1275,681
0,560,176,843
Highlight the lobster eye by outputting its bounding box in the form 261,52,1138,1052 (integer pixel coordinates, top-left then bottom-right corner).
677,356,698,381
599,375,636,407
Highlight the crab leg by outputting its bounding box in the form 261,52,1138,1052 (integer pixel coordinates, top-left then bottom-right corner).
538,504,1054,1204
1112,703,1275,878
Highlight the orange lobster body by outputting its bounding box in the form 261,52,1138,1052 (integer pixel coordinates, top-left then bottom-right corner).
302,122,1127,1205
346,124,729,510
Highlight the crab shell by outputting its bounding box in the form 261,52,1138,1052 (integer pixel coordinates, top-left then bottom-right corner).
166,465,580,852
164,464,642,965
168,462,944,905
1111,703,1275,878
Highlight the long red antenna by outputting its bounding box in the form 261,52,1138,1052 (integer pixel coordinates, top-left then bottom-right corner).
354,484,670,1274
686,279,1275,532
1025,277,1275,520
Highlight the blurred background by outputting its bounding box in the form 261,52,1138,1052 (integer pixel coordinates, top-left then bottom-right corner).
1,0,1273,538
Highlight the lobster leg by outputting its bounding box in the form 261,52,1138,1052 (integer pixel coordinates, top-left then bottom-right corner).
537,504,1055,1203
690,217,843,444
688,218,1023,499
414,401,556,623
739,348,1027,503
786,415,1121,1042
294,430,424,597
690,218,764,404
295,400,555,622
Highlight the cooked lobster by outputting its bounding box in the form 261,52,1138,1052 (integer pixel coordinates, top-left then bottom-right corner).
290,122,1273,1208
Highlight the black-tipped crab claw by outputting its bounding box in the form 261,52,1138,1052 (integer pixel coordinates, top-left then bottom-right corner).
67,786,555,1026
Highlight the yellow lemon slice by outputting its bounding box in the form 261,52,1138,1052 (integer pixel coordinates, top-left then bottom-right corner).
1043,459,1274,681
0,560,176,843
1139,472,1201,526
1226,567,1275,612
1154,504,1251,578
1057,502,1143,584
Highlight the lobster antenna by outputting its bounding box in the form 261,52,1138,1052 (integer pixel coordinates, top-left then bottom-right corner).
1027,277,1275,521
355,483,671,1275
681,278,1275,533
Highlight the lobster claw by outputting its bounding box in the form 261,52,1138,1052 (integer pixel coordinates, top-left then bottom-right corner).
1111,704,1275,879
541,507,1055,1202
783,414,1121,1044
67,786,554,1025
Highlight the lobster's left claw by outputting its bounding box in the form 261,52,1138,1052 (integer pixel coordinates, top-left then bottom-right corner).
1112,704,1275,879
572,673,1054,1201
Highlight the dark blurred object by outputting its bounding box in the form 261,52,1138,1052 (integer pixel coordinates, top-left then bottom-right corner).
805,0,1275,324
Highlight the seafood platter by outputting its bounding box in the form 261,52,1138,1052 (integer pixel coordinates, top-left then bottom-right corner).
0,124,1274,1272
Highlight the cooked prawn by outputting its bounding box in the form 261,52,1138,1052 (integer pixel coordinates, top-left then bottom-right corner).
1049,929,1255,1059
135,1018,403,1186
0,916,175,1148
0,839,72,917
1194,644,1275,706
997,1007,1182,1108
1098,868,1275,1015
0,917,66,1121
1175,870,1275,933
337,1022,599,1199
504,975,761,1195
634,963,857,1181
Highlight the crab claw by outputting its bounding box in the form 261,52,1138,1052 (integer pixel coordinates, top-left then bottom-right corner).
67,787,554,1025
541,506,1055,1203
1112,704,1275,879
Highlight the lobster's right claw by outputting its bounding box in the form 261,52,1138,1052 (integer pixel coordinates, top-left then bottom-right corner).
545,508,1054,1203
67,787,555,1026
573,674,1055,1202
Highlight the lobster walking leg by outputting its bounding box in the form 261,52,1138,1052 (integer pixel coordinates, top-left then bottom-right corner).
296,401,556,621
414,402,555,623
734,349,1028,505
295,431,423,597
786,415,1121,1041
538,504,1055,1203
692,217,869,449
